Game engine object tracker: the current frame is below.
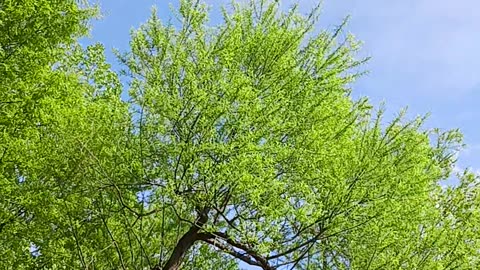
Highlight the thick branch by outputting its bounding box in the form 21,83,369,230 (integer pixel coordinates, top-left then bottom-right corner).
200,231,274,270
201,237,262,267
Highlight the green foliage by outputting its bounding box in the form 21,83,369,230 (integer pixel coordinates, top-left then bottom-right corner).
1,0,479,269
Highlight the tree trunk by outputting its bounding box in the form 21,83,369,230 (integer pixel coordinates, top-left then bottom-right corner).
153,210,209,270
161,225,200,270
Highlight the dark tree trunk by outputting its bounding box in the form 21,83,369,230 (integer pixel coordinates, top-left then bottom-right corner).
161,225,201,270
152,210,209,270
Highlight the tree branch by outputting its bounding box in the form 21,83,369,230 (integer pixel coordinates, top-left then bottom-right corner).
201,237,262,268
200,231,274,270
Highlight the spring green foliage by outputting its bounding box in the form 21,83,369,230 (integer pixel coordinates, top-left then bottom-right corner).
1,0,479,269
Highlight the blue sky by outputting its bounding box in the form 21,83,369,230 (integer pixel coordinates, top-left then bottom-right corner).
83,1,479,268
85,1,479,174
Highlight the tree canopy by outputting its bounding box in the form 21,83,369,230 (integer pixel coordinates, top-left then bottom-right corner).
1,0,479,269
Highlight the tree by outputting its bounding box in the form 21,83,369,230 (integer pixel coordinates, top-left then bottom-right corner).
0,0,127,268
2,0,479,269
